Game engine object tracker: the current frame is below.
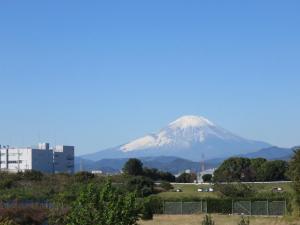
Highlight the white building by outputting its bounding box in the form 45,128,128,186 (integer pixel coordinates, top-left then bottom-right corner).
0,143,74,174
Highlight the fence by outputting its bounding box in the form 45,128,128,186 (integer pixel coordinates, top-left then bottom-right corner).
164,201,207,215
163,200,286,216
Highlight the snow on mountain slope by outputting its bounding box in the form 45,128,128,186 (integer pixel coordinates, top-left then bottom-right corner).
82,115,271,161
121,115,249,152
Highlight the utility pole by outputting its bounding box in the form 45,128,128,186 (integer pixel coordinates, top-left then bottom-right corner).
201,153,205,172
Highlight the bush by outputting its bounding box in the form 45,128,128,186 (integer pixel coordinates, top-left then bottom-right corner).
148,196,164,214
143,168,175,182
67,181,140,225
158,181,173,191
0,178,14,189
126,176,154,197
0,206,48,225
238,216,250,225
176,173,197,183
19,170,44,181
0,173,18,189
207,199,232,214
141,198,153,220
0,218,17,225
74,171,95,183
48,207,69,225
201,215,215,225
215,183,255,198
202,174,213,183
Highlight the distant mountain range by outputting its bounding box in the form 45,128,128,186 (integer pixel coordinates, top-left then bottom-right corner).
76,146,295,174
78,115,296,174
82,115,270,161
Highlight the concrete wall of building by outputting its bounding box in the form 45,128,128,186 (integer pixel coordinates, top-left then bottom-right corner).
31,149,53,173
0,143,75,174
53,145,74,174
0,148,32,172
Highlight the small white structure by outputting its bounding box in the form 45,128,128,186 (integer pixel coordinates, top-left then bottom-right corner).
185,169,191,174
91,170,103,175
0,143,74,174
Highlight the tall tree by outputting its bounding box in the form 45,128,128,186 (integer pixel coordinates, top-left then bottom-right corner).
250,158,267,181
289,148,300,216
214,157,252,182
176,172,197,183
123,158,144,176
258,160,288,181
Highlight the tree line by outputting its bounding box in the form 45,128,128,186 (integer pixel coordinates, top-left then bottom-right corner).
214,157,289,182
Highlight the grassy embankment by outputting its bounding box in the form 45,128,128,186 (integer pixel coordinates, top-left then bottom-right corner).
140,214,300,225
157,183,293,200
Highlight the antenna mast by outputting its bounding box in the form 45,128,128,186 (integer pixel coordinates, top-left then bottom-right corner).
201,153,205,172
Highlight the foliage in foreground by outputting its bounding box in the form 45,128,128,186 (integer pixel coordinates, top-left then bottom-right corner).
289,148,300,216
201,214,215,225
0,206,47,225
66,181,140,225
0,218,17,225
238,216,250,225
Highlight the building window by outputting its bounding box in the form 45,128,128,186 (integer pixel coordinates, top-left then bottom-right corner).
8,160,22,164
8,153,22,156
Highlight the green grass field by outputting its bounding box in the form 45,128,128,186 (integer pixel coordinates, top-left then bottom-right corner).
157,182,294,200
157,183,217,199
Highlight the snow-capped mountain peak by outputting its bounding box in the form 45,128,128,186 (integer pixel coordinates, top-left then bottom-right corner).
168,115,214,129
121,115,216,152
121,115,246,153
83,115,271,161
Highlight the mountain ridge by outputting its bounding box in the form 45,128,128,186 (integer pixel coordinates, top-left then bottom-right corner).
82,115,270,161
76,146,294,174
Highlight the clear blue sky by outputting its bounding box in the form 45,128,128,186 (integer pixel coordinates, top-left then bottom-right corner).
0,1,300,155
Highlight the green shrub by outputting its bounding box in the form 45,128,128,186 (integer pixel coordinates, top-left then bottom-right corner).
67,181,140,225
19,170,44,181
0,218,18,225
176,173,197,183
48,207,69,225
148,196,164,214
215,183,255,198
201,214,215,225
202,174,213,183
126,176,154,197
207,199,232,214
74,171,95,183
158,181,173,191
0,178,14,189
0,206,48,225
238,216,250,225
141,198,153,220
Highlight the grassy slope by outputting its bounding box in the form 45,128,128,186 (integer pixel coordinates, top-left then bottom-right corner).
140,215,300,225
157,183,294,200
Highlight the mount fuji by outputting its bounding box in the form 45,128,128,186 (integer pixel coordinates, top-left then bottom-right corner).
82,115,271,161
